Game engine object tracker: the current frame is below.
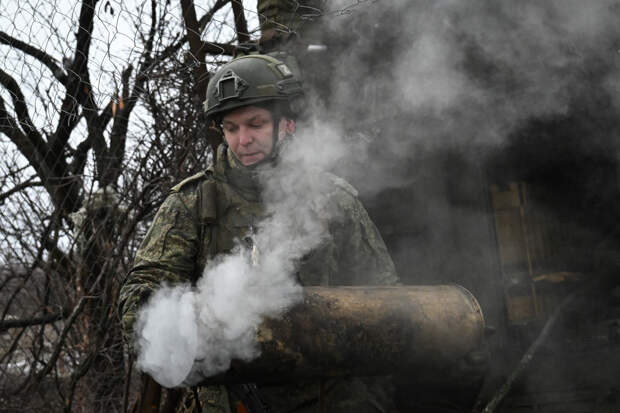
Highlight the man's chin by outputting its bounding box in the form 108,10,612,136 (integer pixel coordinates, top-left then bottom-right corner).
239,153,265,166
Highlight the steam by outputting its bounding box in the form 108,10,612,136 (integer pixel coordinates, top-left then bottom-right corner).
320,0,620,189
135,0,620,388
136,285,198,387
135,130,343,387
312,1,620,272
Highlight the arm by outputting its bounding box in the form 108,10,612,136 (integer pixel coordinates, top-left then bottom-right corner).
119,190,200,341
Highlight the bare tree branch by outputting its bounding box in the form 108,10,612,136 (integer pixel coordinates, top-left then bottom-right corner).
0,177,43,203
0,90,81,213
71,100,114,176
0,68,49,156
0,93,58,194
198,0,231,36
103,0,158,187
51,0,98,161
157,37,235,62
153,0,234,64
33,296,91,382
180,0,210,97
0,0,262,409
231,0,250,43
0,308,71,333
0,30,68,85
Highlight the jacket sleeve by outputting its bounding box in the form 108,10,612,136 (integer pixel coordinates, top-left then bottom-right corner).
329,182,400,286
118,190,200,343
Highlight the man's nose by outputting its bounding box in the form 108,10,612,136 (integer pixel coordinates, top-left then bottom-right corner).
238,126,254,146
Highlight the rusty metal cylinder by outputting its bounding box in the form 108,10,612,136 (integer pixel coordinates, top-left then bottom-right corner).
201,285,485,386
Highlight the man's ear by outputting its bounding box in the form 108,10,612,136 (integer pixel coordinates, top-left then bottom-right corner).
281,118,296,135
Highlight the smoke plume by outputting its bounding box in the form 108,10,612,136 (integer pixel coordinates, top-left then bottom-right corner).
135,0,620,390
307,0,620,280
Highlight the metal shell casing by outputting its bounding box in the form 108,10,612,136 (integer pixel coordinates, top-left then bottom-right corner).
200,285,485,386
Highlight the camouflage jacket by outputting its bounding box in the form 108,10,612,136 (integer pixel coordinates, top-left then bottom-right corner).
119,144,399,412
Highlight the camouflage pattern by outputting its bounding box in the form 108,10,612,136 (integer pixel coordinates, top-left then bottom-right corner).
119,144,399,412
256,0,324,43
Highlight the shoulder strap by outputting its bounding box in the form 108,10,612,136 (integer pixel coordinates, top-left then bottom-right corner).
193,172,218,282
198,178,217,225
170,171,207,193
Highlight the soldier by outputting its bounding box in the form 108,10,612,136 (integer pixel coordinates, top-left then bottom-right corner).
119,54,400,413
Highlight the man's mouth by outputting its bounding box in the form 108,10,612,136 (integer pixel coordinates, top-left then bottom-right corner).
239,152,264,164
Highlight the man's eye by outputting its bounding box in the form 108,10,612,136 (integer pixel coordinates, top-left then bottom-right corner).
249,122,265,128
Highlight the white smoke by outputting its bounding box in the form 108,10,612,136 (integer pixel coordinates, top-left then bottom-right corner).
311,0,620,286
135,284,198,387
134,0,620,389
322,0,620,172
135,125,344,387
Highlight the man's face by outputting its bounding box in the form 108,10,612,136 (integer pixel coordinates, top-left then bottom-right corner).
221,105,295,166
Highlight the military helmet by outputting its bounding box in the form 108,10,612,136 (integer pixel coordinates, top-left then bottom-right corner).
204,54,304,120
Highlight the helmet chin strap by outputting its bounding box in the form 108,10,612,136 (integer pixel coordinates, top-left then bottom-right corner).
268,113,284,160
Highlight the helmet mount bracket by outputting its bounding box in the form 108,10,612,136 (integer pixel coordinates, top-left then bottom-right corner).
216,70,249,102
